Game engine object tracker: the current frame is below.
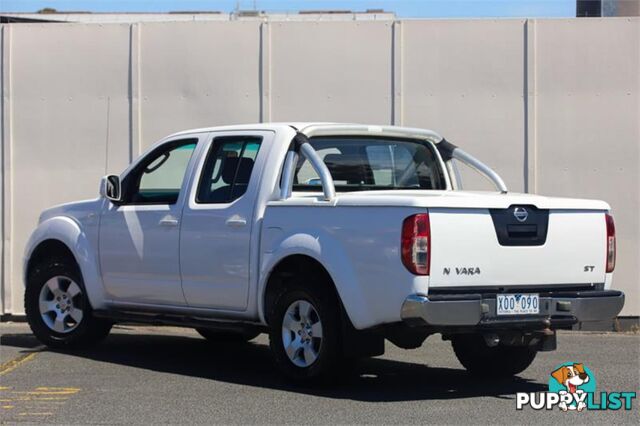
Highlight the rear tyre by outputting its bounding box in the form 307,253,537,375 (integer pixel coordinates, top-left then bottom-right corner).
268,276,342,383
25,257,112,350
195,328,260,343
451,334,537,377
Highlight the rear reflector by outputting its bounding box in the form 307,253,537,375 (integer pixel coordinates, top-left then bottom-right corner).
401,213,430,275
605,213,616,273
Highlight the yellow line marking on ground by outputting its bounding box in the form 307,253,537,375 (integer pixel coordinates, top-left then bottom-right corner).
34,387,80,391
12,387,80,396
18,412,54,416
28,397,70,401
0,352,38,376
14,390,78,395
0,345,45,377
0,384,80,420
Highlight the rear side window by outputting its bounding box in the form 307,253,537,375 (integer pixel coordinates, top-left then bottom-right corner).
294,136,446,191
196,136,262,203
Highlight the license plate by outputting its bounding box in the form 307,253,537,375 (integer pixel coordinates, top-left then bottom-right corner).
496,294,539,315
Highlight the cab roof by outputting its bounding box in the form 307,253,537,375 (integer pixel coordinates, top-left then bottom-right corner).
167,122,444,144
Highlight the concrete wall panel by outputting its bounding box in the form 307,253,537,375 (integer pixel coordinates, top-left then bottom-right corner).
1,25,6,314
138,22,262,149
6,24,131,313
401,19,527,192
269,21,393,123
1,18,639,316
533,18,640,315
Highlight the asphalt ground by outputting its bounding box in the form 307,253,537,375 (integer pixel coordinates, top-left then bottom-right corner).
1,323,638,425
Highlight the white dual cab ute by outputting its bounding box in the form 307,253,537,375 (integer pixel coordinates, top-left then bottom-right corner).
25,123,624,381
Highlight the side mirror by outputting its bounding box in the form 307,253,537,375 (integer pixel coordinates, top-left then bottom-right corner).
100,175,122,202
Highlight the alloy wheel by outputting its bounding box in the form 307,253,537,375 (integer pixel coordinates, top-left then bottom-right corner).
281,300,323,367
38,276,84,334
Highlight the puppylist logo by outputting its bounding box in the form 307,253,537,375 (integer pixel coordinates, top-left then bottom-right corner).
516,362,637,411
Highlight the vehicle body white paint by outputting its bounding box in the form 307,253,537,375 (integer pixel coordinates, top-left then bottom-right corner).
24,200,108,310
180,130,277,311
24,123,617,331
97,133,206,306
258,206,430,328
428,209,607,287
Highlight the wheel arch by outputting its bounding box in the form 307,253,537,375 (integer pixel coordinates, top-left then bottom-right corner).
24,216,107,310
258,231,371,330
262,254,339,325
260,252,386,359
26,239,78,278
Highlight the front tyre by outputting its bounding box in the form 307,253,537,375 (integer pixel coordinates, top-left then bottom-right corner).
451,334,537,377
25,258,112,350
269,284,342,383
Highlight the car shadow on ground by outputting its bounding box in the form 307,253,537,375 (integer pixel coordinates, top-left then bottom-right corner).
1,329,546,403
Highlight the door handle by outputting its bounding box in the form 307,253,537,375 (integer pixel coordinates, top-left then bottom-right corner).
159,217,179,227
225,217,247,228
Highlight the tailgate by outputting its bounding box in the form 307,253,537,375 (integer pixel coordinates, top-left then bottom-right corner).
428,206,607,288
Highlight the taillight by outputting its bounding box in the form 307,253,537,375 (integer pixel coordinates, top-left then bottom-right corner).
605,213,616,273
401,213,430,275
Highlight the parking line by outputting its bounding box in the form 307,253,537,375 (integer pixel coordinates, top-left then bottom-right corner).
18,412,54,416
1,386,81,421
15,387,81,395
0,352,39,377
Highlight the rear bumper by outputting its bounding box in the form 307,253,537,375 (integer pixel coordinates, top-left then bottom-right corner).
401,290,625,329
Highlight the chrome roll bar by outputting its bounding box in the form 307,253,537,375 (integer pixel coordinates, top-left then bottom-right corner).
279,133,336,201
299,142,336,201
279,151,298,200
451,147,508,193
279,126,508,200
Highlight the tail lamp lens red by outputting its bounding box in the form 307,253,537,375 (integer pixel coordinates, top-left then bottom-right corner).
401,213,430,275
605,213,616,273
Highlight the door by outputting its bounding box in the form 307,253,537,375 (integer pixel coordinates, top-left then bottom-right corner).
99,138,199,305
180,132,268,310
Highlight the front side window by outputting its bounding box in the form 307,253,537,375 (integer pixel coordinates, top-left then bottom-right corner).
294,136,446,191
196,136,262,203
124,139,197,204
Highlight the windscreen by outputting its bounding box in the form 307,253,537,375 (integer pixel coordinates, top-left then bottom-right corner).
294,136,446,192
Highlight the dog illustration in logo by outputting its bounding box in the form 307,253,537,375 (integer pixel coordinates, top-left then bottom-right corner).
551,363,590,411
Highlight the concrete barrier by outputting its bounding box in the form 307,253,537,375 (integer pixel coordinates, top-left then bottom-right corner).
1,18,638,316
